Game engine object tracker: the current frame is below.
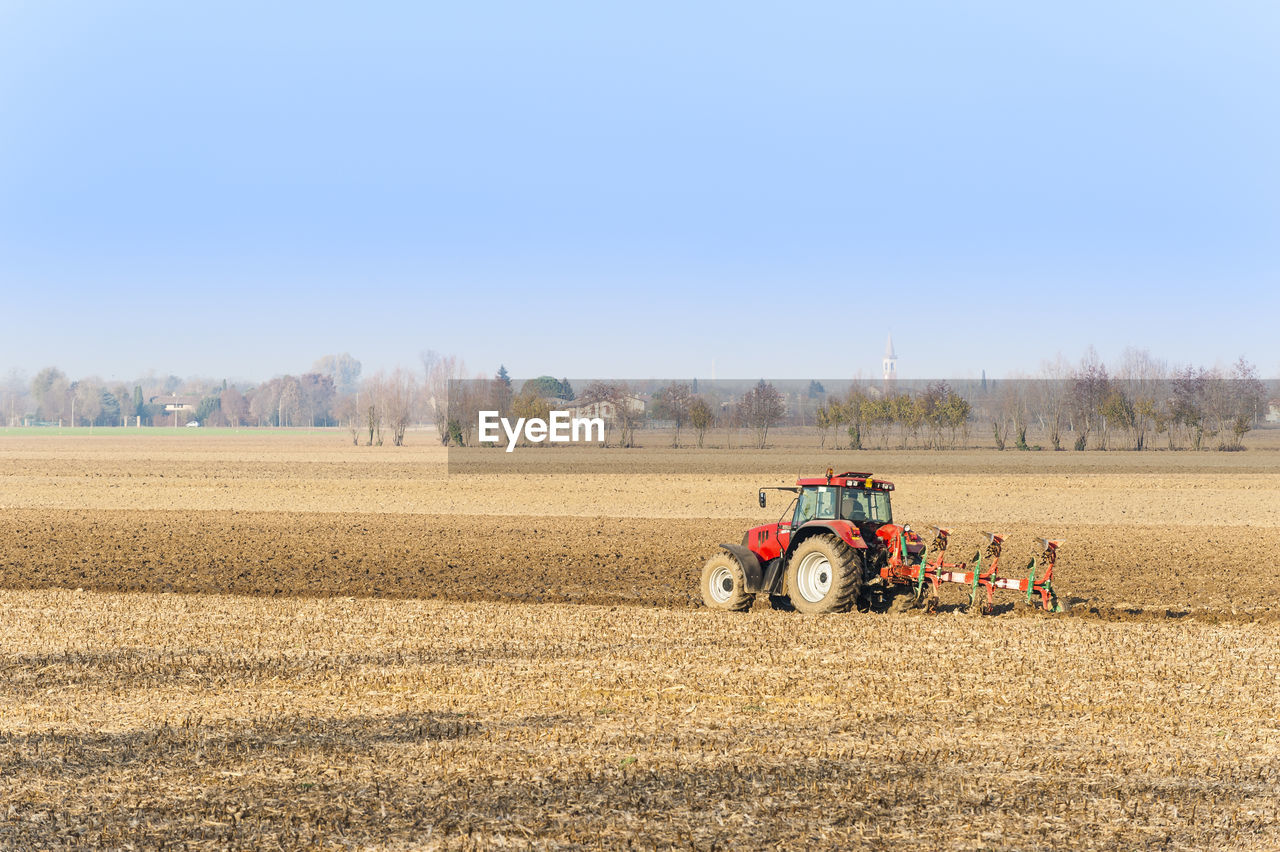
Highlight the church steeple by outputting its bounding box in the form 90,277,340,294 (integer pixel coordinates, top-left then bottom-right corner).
883,333,897,387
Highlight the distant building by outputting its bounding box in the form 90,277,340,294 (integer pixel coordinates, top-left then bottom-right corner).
148,394,199,414
1267,399,1280,424
563,395,645,421
882,334,897,390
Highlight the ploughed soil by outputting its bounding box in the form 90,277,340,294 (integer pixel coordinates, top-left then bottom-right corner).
4,508,1279,622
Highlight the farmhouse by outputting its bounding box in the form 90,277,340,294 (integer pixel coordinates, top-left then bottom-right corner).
149,394,200,414
562,395,645,421
1268,399,1280,424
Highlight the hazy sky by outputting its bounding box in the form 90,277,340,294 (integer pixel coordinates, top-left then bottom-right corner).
2,1,1278,383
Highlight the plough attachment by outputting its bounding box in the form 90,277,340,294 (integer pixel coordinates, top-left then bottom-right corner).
877,526,1064,614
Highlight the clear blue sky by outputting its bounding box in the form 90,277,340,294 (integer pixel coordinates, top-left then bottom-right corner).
2,1,1278,383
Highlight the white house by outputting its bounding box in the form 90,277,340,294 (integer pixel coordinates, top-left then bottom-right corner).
149,394,199,414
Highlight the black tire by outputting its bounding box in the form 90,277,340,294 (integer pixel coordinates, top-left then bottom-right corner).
700,552,755,612
784,534,862,614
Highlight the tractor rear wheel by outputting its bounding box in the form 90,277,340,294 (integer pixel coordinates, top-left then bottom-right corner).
785,534,862,614
700,552,755,612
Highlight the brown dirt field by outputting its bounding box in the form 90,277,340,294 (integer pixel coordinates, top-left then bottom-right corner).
4,431,1280,848
3,430,1280,619
3,589,1279,850
2,508,1280,620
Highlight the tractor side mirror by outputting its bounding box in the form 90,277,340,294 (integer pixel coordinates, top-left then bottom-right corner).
758,491,766,508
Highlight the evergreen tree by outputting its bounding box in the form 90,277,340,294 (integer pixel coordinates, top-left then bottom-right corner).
98,390,121,426
521,376,564,399
494,365,514,413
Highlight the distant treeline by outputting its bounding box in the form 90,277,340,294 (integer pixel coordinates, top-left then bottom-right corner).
4,349,1275,451
447,351,1274,452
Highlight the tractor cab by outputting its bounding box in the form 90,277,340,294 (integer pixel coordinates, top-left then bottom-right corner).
791,476,893,527
748,471,901,562
788,472,894,547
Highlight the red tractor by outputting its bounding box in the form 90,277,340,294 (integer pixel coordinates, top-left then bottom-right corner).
700,470,924,614
701,470,1065,614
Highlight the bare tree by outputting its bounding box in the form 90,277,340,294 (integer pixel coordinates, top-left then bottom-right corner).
942,387,971,448
425,354,467,445
449,375,497,446
890,393,921,449
278,376,303,427
1071,348,1110,450
1034,355,1073,451
827,398,849,450
844,384,871,450
736,380,785,449
248,381,277,427
1116,348,1168,450
862,395,893,449
722,401,740,449
991,383,1021,451
815,402,833,449
919,383,947,449
298,373,336,427
72,378,103,427
361,373,386,445
1205,358,1266,450
384,368,416,446
1170,366,1209,449
654,382,692,446
688,397,712,448
335,395,360,445
220,387,249,427
1099,385,1135,450
579,381,641,447
1228,357,1266,449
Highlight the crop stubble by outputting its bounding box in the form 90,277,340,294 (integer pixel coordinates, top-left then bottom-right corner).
2,432,1280,848
3,590,1280,850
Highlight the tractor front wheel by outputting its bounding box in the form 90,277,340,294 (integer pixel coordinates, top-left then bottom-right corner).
700,552,755,612
785,534,862,614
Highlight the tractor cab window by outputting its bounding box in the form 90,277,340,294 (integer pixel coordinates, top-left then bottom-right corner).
793,486,837,526
840,488,892,523
840,489,870,521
